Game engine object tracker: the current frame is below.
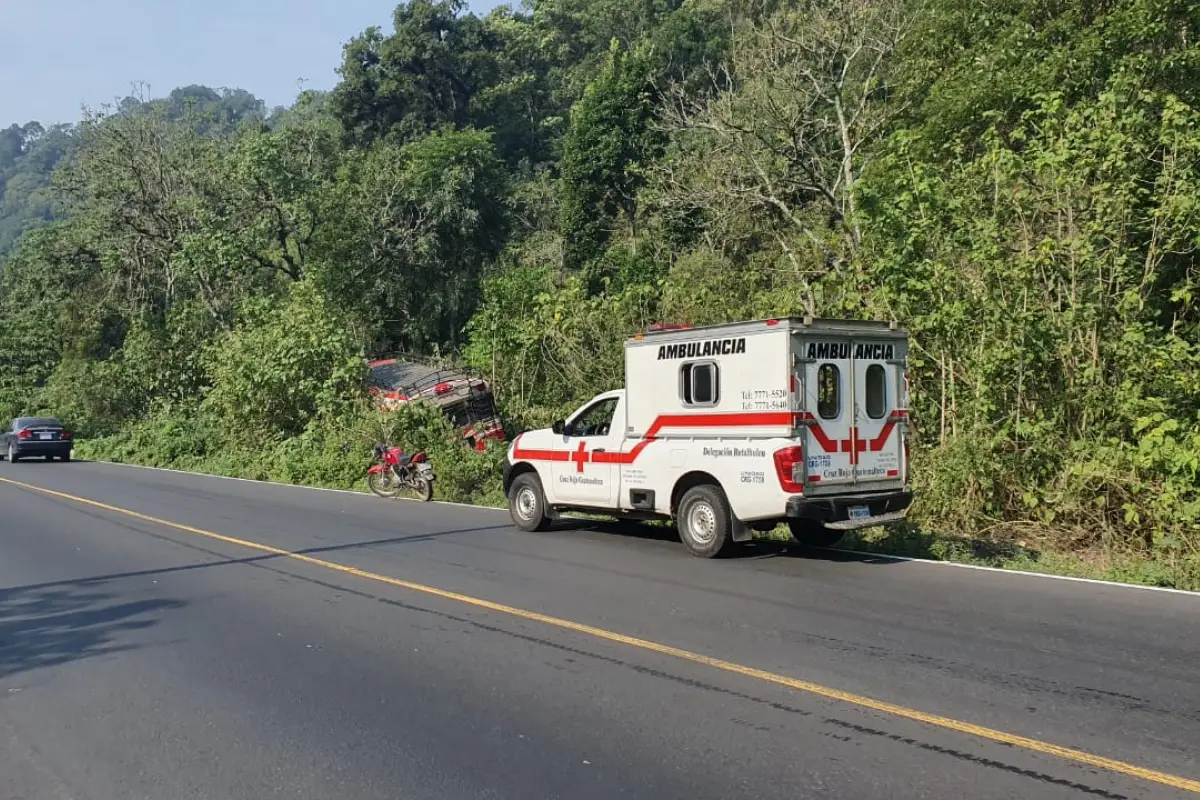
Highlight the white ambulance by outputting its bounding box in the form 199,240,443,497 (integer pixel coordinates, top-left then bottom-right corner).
501,318,913,557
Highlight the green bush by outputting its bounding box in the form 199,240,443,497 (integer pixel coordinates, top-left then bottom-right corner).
203,281,366,441
76,398,509,507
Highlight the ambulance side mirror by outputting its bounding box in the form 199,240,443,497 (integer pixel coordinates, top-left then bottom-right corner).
552,419,565,436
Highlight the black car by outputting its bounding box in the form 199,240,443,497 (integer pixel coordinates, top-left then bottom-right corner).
0,417,74,463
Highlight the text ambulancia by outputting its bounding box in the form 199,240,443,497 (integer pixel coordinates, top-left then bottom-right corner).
502,318,913,558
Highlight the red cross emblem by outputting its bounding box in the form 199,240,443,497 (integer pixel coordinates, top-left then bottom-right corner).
839,428,866,465
570,440,590,472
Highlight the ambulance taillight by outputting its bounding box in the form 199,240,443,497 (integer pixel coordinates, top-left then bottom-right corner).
772,446,805,493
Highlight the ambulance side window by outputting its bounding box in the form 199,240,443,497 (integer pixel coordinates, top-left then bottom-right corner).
865,364,887,419
567,397,619,437
681,361,719,407
817,364,840,419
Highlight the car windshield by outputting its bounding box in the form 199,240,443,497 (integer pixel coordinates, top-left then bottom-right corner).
15,417,62,429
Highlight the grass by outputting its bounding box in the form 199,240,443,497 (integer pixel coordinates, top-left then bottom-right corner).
823,523,1199,590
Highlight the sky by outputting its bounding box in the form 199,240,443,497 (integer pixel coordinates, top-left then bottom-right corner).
0,0,502,126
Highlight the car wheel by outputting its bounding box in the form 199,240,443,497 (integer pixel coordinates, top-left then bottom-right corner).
508,472,551,532
61,452,72,463
7,443,19,463
676,484,734,558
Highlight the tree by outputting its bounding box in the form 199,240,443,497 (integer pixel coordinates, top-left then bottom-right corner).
214,118,343,286
658,0,912,285
533,0,688,78
331,1,565,166
558,40,661,275
467,7,568,165
312,126,508,352
62,103,341,328
203,281,366,439
0,121,75,262
331,0,500,146
894,0,1200,161
62,103,235,324
164,85,266,128
0,223,105,418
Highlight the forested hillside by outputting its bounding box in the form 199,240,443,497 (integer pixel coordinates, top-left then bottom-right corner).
0,122,74,260
2,0,1198,587
0,85,271,264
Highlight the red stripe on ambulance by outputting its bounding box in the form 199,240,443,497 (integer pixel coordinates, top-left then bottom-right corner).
512,410,904,468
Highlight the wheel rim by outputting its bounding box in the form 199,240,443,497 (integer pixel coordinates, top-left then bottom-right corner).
515,486,537,520
685,499,717,546
369,471,400,496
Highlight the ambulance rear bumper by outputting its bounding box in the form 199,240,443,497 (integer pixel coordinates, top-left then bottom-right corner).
785,490,913,531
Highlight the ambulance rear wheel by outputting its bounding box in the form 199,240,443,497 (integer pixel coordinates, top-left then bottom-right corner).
509,472,552,532
677,484,734,558
788,519,844,548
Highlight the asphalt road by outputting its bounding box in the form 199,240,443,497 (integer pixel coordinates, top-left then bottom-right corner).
0,459,1197,800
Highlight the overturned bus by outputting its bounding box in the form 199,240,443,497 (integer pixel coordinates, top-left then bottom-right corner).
367,357,507,451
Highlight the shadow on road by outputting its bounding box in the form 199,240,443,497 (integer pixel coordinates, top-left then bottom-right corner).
0,584,186,680
0,522,584,598
550,516,1049,569
0,522,526,665
547,518,905,564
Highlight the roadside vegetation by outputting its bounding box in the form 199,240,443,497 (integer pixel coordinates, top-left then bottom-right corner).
3,0,1199,590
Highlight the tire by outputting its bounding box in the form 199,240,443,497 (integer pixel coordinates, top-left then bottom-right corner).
408,476,434,502
787,519,844,548
676,484,734,558
367,469,402,498
7,443,18,463
508,472,551,532
61,452,72,463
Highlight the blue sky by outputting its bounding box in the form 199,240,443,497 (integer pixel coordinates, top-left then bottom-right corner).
0,0,502,126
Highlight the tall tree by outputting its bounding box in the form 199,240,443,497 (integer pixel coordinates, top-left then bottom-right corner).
312,126,508,352
0,122,75,262
656,0,912,297
558,41,661,275
332,0,499,146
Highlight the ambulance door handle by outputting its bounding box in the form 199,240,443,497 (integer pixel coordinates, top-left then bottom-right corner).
593,448,607,453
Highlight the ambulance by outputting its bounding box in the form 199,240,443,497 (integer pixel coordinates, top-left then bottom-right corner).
502,317,914,558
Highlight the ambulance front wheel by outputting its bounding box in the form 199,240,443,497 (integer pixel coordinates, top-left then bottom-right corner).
509,472,552,532
677,484,735,558
787,519,845,548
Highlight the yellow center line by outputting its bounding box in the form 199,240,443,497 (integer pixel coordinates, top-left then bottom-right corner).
2,474,1197,795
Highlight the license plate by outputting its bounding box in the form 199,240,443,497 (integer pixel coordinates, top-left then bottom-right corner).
37,432,52,440
848,505,871,520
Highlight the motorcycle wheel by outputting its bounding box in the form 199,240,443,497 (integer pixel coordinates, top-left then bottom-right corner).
406,476,434,502
367,470,403,498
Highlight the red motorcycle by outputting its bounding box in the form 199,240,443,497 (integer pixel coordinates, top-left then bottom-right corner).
366,442,435,501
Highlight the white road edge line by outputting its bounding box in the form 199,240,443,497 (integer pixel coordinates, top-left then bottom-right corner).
57,459,1200,597
76,458,490,510
820,548,1198,596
